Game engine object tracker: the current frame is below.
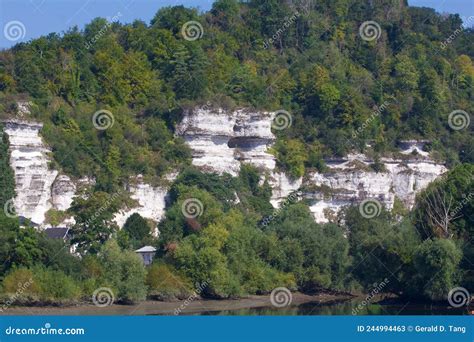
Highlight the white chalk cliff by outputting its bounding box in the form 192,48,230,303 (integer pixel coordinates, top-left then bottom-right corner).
3,120,169,228
3,107,447,226
176,108,276,175
114,174,176,232
176,107,300,205
4,120,61,224
177,108,447,223
304,154,447,222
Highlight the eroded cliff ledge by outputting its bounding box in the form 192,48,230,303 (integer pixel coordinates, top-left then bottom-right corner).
3,120,169,228
3,107,447,226
177,108,447,223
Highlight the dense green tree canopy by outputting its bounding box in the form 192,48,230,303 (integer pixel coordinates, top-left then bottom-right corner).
0,0,472,305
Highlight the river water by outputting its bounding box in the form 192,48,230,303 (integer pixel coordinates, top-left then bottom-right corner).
187,299,470,316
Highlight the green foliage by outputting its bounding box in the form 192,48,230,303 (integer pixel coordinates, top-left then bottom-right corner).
69,191,121,255
1,266,81,304
223,211,296,294
44,209,69,227
0,128,15,208
414,163,474,240
122,213,153,249
266,203,351,292
0,0,470,178
171,222,240,298
2,268,37,295
159,184,225,246
33,266,82,303
146,263,193,300
99,240,147,303
0,1,472,305
272,139,308,178
345,207,421,294
0,215,82,281
406,239,462,301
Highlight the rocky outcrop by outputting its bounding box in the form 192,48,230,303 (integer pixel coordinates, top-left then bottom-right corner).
51,175,76,211
3,107,448,227
3,120,170,229
177,108,448,223
114,175,175,232
303,154,447,223
4,120,59,224
176,107,296,205
176,108,276,175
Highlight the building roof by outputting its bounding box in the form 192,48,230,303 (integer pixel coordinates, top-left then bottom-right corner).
19,216,40,227
44,227,70,239
135,246,157,253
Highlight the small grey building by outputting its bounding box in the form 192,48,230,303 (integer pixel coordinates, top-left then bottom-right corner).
135,246,157,266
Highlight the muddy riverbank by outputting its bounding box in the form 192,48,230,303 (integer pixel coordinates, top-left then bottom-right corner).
0,292,353,316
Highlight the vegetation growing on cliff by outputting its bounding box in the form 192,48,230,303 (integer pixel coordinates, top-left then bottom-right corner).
0,0,473,185
0,0,472,306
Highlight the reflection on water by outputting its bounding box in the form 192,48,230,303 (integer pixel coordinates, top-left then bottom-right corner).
194,299,469,316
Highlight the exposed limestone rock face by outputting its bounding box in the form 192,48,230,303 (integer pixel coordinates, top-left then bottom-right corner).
3,121,170,228
176,108,296,206
4,120,59,224
114,175,174,232
4,108,448,227
177,108,448,223
268,172,302,207
303,155,447,223
51,175,76,211
176,108,276,175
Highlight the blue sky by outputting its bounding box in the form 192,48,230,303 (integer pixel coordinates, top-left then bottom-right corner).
0,0,473,48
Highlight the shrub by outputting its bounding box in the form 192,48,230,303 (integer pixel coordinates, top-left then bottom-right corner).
34,266,82,303
99,240,147,304
407,239,462,301
146,263,193,300
44,209,69,226
1,268,38,306
123,213,151,243
1,267,81,305
271,139,308,179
